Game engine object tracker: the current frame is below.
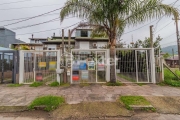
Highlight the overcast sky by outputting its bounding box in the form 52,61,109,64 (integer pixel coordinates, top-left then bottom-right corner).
0,0,179,48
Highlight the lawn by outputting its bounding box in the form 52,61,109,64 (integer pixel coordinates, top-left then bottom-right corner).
163,68,180,87
7,84,23,87
28,96,65,111
120,96,151,110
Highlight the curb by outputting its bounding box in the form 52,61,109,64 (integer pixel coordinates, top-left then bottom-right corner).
129,105,154,110
0,106,28,113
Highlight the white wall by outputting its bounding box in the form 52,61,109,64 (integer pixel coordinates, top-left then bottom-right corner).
97,42,107,49
47,44,56,50
80,42,89,49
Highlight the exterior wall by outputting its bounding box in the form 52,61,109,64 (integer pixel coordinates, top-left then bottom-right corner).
0,29,16,48
75,41,80,49
30,40,35,43
35,46,43,51
80,42,89,49
0,28,25,48
47,44,57,50
97,42,107,49
30,40,46,44
76,30,92,37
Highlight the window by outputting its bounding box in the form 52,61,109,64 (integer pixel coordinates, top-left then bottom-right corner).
81,30,88,37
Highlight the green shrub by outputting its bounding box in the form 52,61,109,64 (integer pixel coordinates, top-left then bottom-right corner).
175,70,180,77
7,84,23,87
106,82,122,86
28,96,65,111
49,82,59,87
120,96,150,110
30,82,43,87
60,83,71,87
164,79,180,87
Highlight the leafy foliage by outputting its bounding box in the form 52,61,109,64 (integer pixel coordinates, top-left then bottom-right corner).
163,68,180,87
49,82,59,87
163,53,171,59
30,82,43,87
106,81,122,86
28,96,65,111
134,35,162,49
8,84,23,87
60,0,179,82
120,96,151,110
60,0,179,47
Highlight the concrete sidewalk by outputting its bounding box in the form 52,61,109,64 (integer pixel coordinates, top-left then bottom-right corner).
0,84,180,106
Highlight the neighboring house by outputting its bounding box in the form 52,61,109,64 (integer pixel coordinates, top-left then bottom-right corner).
165,56,179,68
0,27,25,48
43,36,75,51
11,35,46,50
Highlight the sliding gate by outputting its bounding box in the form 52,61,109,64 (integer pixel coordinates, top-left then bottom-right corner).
0,50,18,84
116,48,156,83
19,50,60,84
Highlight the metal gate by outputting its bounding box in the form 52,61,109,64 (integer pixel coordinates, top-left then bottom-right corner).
71,49,110,84
19,50,60,84
0,50,18,84
116,48,156,83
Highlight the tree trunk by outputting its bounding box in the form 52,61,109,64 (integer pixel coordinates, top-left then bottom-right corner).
110,46,116,83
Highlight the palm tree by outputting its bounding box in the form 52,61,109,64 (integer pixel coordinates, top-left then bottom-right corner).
60,0,179,83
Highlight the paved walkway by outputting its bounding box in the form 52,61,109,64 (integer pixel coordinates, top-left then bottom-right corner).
0,84,180,106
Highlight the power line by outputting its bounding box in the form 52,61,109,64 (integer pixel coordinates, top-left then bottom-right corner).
122,19,157,35
11,18,60,30
2,7,64,27
161,41,176,47
0,4,62,11
155,21,173,34
163,33,176,40
0,20,85,37
0,0,31,5
0,13,60,23
10,16,74,30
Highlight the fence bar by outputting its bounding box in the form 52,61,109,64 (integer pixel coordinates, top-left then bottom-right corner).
135,50,138,82
146,50,150,83
151,48,156,83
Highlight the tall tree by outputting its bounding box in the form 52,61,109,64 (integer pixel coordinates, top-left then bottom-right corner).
134,35,163,49
60,0,179,83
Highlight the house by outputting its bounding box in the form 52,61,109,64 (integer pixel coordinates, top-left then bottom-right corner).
75,29,109,49
43,36,75,51
0,27,25,48
165,56,179,68
10,35,46,50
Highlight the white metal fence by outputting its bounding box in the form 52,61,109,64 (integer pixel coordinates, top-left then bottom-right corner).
19,50,60,84
116,48,156,83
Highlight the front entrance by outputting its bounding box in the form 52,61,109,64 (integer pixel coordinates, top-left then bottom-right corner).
0,50,18,84
116,48,156,83
71,49,109,84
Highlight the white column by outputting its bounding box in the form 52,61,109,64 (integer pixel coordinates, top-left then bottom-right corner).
151,48,156,83
19,51,24,84
57,50,61,84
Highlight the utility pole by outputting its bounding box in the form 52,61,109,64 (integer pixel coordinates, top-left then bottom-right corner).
68,29,71,53
173,17,180,70
172,48,175,68
62,29,64,54
150,25,154,48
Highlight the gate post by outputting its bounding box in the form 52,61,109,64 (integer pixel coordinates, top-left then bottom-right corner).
57,50,61,84
151,48,156,83
19,51,24,84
